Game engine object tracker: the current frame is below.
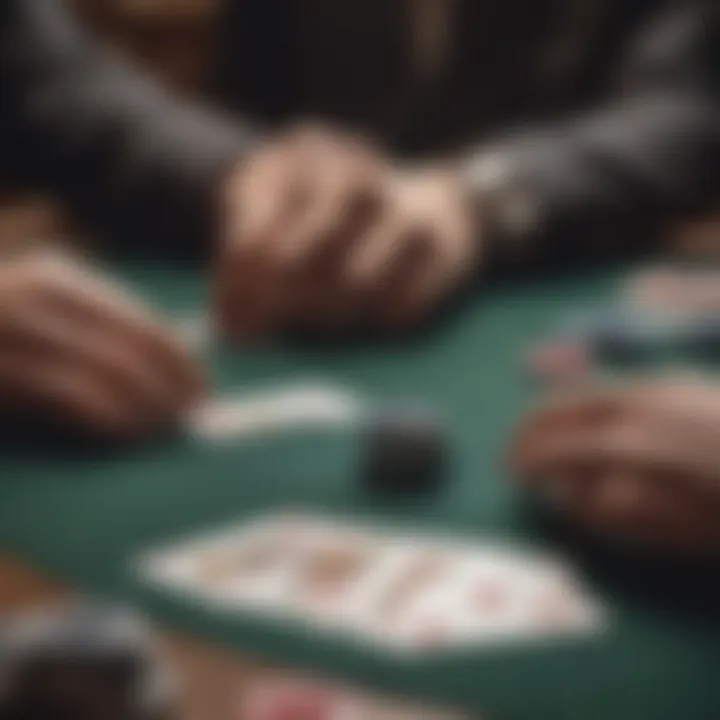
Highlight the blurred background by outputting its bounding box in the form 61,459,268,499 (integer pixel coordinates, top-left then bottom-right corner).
1,0,720,259
0,0,220,253
0,5,241,717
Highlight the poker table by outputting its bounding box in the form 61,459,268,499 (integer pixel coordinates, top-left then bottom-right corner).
2,257,720,720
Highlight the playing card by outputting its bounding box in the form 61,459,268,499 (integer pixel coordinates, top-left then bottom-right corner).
140,514,308,614
441,549,601,648
347,532,603,653
136,513,606,656
184,383,362,442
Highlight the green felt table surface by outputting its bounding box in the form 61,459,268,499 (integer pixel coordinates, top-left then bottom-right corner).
2,260,720,720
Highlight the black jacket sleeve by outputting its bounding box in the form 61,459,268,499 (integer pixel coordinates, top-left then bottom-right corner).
0,0,256,257
465,0,720,266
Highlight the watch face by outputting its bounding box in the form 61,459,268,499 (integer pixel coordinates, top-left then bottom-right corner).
466,152,514,190
465,152,540,241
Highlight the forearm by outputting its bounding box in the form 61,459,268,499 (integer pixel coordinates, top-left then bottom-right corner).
464,91,720,266
0,0,256,258
459,0,720,268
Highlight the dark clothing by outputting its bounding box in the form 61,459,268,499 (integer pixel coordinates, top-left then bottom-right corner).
0,0,719,260
0,0,253,254
218,0,720,260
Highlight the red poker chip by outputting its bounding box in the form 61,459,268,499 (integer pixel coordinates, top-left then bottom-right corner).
240,678,340,720
527,341,592,385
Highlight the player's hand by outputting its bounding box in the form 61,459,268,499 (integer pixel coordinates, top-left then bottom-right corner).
217,125,479,340
0,251,204,441
217,125,386,340
509,377,720,557
350,165,478,330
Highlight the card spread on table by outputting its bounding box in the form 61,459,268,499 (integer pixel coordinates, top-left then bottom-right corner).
240,673,477,719
136,513,606,656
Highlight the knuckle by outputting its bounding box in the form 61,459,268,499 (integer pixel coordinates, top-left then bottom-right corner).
13,266,55,301
292,121,331,142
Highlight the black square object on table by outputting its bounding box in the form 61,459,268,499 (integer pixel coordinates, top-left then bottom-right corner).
360,405,448,495
0,605,172,720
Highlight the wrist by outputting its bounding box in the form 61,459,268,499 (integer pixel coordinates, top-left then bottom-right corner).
461,150,543,265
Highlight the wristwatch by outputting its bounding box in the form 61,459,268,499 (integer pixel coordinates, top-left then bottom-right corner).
463,150,544,261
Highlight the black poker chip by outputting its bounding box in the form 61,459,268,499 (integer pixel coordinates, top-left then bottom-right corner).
360,404,448,495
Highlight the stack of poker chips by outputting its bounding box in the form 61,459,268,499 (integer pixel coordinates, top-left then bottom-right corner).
528,308,720,385
0,605,175,720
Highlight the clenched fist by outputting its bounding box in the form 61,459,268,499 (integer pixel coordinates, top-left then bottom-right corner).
0,251,204,441
216,125,480,341
509,377,720,557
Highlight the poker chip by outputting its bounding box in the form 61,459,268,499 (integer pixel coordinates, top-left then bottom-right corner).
624,266,720,317
360,405,448,495
537,307,682,375
623,267,688,313
0,605,173,720
589,321,653,365
526,340,592,385
240,678,339,720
